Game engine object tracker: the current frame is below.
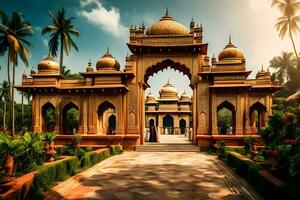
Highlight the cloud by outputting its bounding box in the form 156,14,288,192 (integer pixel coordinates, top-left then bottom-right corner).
77,0,128,39
42,38,48,48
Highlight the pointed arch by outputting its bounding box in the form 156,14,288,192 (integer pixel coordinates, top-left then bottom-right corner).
62,102,79,134
97,100,116,135
217,100,236,135
144,59,192,85
41,102,56,132
249,102,267,131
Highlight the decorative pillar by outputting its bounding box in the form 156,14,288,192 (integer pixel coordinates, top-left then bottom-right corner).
88,94,95,134
244,93,251,135
211,93,218,135
33,94,41,133
235,94,243,135
54,99,60,134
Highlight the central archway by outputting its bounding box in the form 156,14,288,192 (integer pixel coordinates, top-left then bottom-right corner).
143,58,195,143
144,59,192,86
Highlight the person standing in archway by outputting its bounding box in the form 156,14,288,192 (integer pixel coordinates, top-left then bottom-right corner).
149,125,157,142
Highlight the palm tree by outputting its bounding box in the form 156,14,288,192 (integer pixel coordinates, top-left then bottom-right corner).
0,11,33,136
42,8,80,73
23,92,31,104
269,52,297,84
0,81,10,130
272,0,300,69
19,90,24,125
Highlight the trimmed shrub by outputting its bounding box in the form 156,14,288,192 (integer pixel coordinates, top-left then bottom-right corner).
110,145,123,155
28,148,117,198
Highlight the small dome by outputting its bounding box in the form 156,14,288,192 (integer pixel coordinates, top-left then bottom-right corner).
159,80,178,98
180,91,190,101
38,55,59,74
96,49,120,71
146,92,156,102
218,36,244,61
146,9,189,36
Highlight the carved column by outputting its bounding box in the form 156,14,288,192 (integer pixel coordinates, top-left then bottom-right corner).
197,79,209,135
88,94,95,134
244,93,251,134
211,93,218,135
33,94,41,133
54,98,60,134
236,94,243,135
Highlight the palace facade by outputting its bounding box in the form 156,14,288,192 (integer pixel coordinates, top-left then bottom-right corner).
17,10,281,149
145,81,192,136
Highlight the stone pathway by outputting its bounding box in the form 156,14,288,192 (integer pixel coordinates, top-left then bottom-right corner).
45,152,263,200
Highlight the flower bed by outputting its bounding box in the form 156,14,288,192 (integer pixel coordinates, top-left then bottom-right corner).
0,145,122,200
219,150,300,200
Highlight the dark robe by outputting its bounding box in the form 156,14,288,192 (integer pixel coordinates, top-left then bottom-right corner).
149,126,157,142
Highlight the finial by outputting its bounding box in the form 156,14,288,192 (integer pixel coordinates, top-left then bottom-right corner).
167,78,170,84
261,65,264,71
213,53,215,58
229,34,232,44
142,21,145,28
88,59,92,66
165,8,169,16
106,46,110,53
191,17,194,22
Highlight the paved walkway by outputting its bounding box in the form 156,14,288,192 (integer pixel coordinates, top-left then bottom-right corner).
45,152,262,200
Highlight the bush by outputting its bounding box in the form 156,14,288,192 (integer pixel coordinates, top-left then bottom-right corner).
110,145,123,155
289,153,300,178
29,148,114,198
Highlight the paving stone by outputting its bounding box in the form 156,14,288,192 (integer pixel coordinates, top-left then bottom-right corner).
46,152,261,200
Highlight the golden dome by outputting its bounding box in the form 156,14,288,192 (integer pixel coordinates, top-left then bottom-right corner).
180,91,190,100
159,80,178,97
96,48,120,71
38,55,59,74
218,36,244,61
146,92,156,102
146,9,189,36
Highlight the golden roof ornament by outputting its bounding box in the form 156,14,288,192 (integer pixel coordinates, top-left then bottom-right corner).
218,35,244,61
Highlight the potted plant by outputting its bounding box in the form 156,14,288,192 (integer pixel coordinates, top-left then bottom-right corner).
43,132,56,162
0,132,22,192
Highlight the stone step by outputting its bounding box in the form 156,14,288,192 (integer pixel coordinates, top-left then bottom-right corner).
136,144,199,152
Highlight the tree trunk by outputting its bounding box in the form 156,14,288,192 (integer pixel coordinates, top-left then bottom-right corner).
7,49,12,136
3,100,6,130
21,91,24,126
60,33,64,74
289,20,300,76
11,62,15,137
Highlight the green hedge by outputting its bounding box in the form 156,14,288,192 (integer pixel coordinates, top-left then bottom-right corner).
221,150,300,200
28,146,122,199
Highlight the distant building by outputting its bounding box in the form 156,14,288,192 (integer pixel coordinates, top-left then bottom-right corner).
145,80,192,136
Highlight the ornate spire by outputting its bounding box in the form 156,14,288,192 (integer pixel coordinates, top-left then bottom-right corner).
106,46,110,53
161,8,172,20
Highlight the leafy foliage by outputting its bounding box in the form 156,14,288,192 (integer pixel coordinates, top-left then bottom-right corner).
42,131,56,143
42,8,80,71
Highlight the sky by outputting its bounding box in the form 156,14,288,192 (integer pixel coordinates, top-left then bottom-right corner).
0,0,296,102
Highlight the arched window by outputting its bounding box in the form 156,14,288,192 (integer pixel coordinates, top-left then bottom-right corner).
108,114,116,134
62,102,79,135
179,119,186,135
41,102,55,132
163,114,174,134
217,101,236,135
97,101,116,135
249,102,267,132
